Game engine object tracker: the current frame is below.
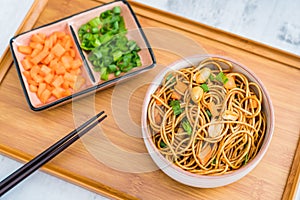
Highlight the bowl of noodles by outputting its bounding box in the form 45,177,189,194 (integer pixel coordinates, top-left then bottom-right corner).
141,55,274,188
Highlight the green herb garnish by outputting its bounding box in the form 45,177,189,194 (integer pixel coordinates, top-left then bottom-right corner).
182,119,192,135
160,141,167,148
244,153,249,165
216,72,228,84
206,109,212,118
209,74,215,81
212,158,216,164
170,100,182,116
200,83,209,92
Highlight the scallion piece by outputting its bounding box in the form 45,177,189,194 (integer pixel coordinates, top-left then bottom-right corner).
216,72,229,84
170,100,182,116
182,119,192,135
200,83,209,92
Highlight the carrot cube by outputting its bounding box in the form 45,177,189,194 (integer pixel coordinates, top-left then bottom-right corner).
72,59,82,69
51,43,66,57
52,87,65,99
64,72,76,82
22,71,31,80
40,65,52,76
40,89,52,103
17,46,32,55
52,75,64,88
37,82,46,97
31,49,49,64
42,53,55,65
44,73,54,84
61,55,73,69
69,49,76,58
29,84,38,92
21,59,33,71
30,48,41,58
29,42,43,50
55,64,66,75
31,34,44,44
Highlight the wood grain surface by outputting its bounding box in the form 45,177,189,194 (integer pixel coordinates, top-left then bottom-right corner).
0,0,299,199
0,0,48,84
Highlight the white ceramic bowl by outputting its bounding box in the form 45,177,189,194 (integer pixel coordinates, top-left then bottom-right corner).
141,55,274,188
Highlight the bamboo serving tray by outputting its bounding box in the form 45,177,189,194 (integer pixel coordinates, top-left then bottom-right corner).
1,0,300,199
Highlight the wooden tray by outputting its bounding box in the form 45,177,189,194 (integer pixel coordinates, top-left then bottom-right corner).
1,0,300,199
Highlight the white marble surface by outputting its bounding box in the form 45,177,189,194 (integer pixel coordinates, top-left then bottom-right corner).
0,0,35,59
1,0,299,199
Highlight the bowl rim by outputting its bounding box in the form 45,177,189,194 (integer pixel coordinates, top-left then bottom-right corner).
141,54,275,187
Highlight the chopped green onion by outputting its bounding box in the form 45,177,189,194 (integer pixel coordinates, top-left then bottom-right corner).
216,72,229,84
170,100,182,116
78,6,141,80
200,83,209,92
212,158,216,164
160,141,167,148
244,153,249,165
182,119,192,135
206,109,212,118
209,74,215,81
114,70,121,77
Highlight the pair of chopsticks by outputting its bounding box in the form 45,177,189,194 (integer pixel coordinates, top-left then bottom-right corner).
0,111,107,197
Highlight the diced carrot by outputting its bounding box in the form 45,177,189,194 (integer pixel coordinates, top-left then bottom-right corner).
155,98,163,106
37,82,46,97
51,43,66,57
44,73,54,84
52,75,64,88
29,42,43,50
44,38,51,51
31,49,49,64
40,65,52,76
171,91,181,100
29,84,38,92
21,59,33,71
40,89,52,103
22,71,31,80
49,33,57,46
64,39,72,50
30,65,40,77
70,68,81,75
63,89,71,97
30,48,41,58
28,79,38,86
72,58,82,69
42,53,55,65
62,80,70,90
46,84,54,91
64,72,76,82
69,49,76,58
31,33,44,44
61,55,73,69
49,59,58,69
52,87,65,99
18,46,32,55
55,64,66,75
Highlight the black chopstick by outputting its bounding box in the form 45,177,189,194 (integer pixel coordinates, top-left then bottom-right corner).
0,111,107,197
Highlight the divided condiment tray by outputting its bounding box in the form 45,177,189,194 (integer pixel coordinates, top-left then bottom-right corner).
10,0,155,111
